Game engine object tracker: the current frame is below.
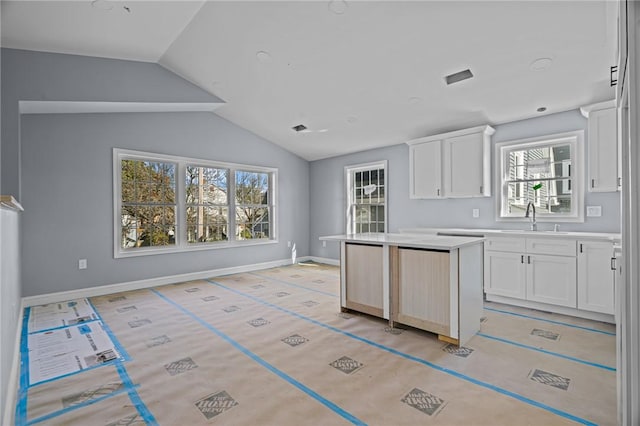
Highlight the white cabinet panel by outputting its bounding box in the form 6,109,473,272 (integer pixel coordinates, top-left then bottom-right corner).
577,240,615,314
484,251,526,298
526,238,576,256
526,254,577,307
409,140,442,199
443,132,490,197
407,125,493,199
486,237,526,252
583,104,619,192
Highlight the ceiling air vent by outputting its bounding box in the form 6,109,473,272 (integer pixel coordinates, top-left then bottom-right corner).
445,69,474,85
292,124,308,132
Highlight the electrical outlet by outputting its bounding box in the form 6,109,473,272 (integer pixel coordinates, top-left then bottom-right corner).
287,241,292,248
78,259,87,270
586,206,602,217
322,241,327,248
472,208,480,218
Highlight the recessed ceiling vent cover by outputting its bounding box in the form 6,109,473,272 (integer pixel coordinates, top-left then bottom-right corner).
445,69,474,85
292,124,308,132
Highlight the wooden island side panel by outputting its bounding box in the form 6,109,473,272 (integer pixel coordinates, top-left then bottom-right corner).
344,243,384,317
393,248,454,337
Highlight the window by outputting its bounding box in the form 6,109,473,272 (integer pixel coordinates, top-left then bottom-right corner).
114,149,277,257
345,161,388,234
496,131,584,222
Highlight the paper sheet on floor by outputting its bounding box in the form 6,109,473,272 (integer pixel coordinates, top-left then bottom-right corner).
28,298,99,333
27,322,122,385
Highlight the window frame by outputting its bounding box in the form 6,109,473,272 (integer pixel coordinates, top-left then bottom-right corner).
494,130,584,223
344,160,388,234
113,148,278,258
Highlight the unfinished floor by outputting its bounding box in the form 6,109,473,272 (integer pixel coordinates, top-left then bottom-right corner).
16,262,616,425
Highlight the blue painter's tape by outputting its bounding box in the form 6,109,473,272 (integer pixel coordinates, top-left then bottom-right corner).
151,289,366,426
26,382,137,425
15,307,32,425
249,272,339,298
207,279,598,426
476,333,616,372
115,362,158,425
484,306,616,336
86,300,131,362
78,324,91,335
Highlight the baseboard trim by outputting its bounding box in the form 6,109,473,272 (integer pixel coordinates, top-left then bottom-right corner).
23,257,310,307
2,299,25,426
304,256,340,266
486,294,616,324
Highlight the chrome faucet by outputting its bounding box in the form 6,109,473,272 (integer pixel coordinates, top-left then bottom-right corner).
525,202,537,231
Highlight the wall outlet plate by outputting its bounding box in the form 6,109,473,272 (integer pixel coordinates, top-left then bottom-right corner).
472,208,480,218
586,206,602,217
78,259,87,270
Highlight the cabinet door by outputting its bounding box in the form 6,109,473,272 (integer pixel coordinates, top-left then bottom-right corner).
410,141,442,198
443,132,489,197
345,243,384,317
395,248,452,337
588,107,619,192
577,241,615,314
526,254,577,307
484,251,526,299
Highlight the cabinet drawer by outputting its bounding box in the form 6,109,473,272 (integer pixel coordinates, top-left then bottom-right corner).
526,238,576,256
485,237,526,252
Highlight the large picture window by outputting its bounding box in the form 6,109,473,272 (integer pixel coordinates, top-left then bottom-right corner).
114,149,277,257
345,161,388,234
496,131,583,222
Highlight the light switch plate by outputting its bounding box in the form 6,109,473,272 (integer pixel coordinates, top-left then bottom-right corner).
586,206,602,217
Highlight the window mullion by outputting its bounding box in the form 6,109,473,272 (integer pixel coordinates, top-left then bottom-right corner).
176,162,186,248
229,168,237,242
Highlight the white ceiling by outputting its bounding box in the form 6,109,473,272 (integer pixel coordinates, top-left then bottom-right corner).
1,0,618,161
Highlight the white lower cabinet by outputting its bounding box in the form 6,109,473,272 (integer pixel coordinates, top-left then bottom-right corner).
485,237,577,309
484,251,526,299
577,240,615,314
526,254,577,307
485,235,617,319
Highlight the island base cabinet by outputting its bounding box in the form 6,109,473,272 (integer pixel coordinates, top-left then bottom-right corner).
343,243,384,317
393,248,455,337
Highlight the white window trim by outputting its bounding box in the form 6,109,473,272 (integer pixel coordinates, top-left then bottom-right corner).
344,160,388,234
494,130,584,223
113,148,278,258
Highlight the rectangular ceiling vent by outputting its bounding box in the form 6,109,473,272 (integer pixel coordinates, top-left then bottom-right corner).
445,69,474,85
292,124,308,132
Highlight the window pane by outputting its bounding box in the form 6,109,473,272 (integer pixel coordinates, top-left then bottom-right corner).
236,207,269,240
235,171,268,204
120,158,176,249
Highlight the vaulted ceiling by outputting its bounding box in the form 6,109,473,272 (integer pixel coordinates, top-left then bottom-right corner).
1,1,618,160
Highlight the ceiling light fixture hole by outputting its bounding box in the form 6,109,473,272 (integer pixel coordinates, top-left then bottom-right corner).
328,0,348,15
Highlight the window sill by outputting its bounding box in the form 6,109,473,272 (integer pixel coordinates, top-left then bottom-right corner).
114,239,279,259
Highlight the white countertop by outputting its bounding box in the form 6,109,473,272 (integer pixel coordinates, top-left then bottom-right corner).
399,227,621,242
319,232,485,250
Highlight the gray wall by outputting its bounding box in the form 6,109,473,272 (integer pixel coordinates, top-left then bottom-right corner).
2,48,222,198
310,109,621,259
1,49,309,297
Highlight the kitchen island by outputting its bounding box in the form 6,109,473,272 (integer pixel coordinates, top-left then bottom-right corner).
320,233,485,346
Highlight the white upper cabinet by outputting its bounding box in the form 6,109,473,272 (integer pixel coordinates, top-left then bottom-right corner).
407,125,494,199
409,139,442,198
581,101,620,192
